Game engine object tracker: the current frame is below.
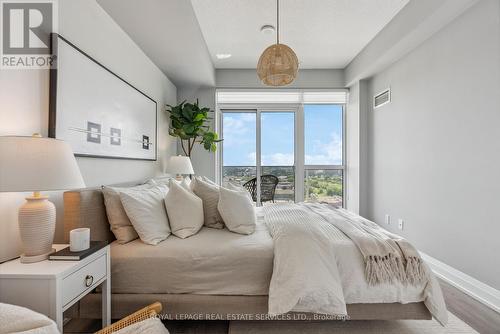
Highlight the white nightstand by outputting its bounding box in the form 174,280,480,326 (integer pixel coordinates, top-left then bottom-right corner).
0,244,111,332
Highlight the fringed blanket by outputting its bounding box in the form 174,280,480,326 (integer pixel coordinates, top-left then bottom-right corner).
264,203,448,325
306,203,427,286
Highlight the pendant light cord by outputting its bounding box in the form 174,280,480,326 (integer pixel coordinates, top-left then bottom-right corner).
276,0,280,44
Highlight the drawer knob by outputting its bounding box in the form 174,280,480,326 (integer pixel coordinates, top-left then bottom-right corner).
85,275,94,287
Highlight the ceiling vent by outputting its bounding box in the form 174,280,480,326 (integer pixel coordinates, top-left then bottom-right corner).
374,88,391,109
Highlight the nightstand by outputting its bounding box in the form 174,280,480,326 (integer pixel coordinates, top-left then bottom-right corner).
0,244,111,332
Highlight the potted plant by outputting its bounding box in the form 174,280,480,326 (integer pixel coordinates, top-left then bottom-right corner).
166,100,222,157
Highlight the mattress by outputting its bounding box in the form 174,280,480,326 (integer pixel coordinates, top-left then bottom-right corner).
110,209,274,295
111,208,431,306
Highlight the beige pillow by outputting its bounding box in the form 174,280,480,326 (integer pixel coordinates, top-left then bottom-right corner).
120,185,170,245
102,184,151,244
114,317,169,334
165,180,204,238
191,177,224,229
218,186,256,235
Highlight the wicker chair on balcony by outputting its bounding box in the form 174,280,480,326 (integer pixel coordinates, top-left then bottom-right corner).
243,175,279,203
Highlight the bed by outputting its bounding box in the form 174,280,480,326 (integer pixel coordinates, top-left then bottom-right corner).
63,185,441,322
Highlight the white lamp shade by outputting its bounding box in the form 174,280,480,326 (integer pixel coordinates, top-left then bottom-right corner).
0,136,85,192
166,155,194,175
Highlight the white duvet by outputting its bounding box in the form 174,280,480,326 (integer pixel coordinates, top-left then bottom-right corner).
264,203,448,325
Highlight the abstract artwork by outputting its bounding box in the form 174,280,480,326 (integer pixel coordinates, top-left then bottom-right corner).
49,34,157,160
110,128,121,146
87,122,101,144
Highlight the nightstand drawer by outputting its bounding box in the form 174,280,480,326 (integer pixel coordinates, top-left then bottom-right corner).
62,255,106,306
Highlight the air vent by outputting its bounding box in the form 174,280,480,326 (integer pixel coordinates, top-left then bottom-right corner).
374,88,391,109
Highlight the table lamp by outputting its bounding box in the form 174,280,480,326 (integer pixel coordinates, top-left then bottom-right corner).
166,155,194,180
0,135,85,263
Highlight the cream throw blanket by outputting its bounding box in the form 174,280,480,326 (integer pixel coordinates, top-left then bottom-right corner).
306,203,427,286
264,203,448,325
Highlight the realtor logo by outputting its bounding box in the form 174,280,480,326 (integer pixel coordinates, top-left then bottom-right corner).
1,0,57,69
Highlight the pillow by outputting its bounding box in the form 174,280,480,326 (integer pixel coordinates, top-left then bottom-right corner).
151,176,191,188
164,180,204,238
0,303,59,334
114,317,169,334
190,177,224,229
119,185,170,245
147,177,171,186
218,186,256,235
102,184,152,244
202,176,218,185
226,182,254,201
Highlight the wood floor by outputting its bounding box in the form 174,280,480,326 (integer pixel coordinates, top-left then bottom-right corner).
64,279,500,334
438,279,500,334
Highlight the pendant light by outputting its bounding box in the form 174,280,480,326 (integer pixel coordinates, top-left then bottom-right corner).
257,0,299,86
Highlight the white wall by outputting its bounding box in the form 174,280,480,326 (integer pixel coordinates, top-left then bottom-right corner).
0,0,177,261
345,80,369,215
176,86,217,180
366,0,500,289
217,69,345,89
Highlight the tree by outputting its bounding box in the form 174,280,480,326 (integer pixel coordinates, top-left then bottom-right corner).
166,100,222,157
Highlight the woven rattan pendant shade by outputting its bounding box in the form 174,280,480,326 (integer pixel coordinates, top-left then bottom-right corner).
257,43,298,86
257,0,298,86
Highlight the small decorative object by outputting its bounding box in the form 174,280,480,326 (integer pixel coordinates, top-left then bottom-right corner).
166,99,222,157
257,0,299,86
0,134,85,263
70,228,90,252
166,155,195,180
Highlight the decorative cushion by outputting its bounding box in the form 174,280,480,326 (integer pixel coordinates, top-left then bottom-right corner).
226,182,252,198
119,185,170,245
164,180,204,238
202,176,218,185
0,303,59,334
147,177,172,186
218,186,256,235
191,177,224,229
114,317,169,334
102,184,151,244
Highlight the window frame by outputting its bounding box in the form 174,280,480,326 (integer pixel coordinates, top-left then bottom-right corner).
216,90,346,207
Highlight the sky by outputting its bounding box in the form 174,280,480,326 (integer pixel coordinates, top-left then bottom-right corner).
223,104,343,166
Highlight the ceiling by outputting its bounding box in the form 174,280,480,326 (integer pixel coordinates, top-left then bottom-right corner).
191,0,409,69
97,0,216,88
97,0,409,88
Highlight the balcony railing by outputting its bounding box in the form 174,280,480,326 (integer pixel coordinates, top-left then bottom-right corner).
223,166,343,207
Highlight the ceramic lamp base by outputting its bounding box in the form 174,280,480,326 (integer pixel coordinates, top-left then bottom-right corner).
18,194,56,263
20,248,56,263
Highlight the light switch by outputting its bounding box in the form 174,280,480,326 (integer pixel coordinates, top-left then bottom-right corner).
398,219,404,230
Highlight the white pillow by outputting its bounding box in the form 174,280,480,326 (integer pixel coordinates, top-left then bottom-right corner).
202,176,218,185
114,317,169,334
218,186,256,235
119,186,170,245
191,177,224,229
227,182,250,194
164,180,204,238
102,184,153,244
0,303,59,334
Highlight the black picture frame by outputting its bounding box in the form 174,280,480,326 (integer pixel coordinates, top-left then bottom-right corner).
49,33,158,161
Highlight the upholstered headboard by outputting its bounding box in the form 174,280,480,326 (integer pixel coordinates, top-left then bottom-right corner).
63,181,141,243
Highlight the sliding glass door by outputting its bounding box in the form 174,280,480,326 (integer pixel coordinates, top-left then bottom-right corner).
221,109,296,205
261,112,295,203
221,111,257,187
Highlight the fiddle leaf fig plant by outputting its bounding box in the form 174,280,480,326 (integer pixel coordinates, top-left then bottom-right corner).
166,99,222,157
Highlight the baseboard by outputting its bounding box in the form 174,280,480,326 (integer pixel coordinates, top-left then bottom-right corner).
420,252,500,314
